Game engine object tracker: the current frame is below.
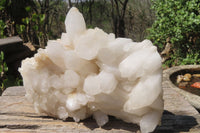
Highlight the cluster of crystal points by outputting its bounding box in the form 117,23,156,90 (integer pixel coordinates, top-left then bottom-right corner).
19,7,163,133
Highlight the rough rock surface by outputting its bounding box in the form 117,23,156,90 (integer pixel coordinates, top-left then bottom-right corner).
19,7,163,133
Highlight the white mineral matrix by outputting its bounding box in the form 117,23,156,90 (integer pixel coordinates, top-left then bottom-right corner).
19,7,163,133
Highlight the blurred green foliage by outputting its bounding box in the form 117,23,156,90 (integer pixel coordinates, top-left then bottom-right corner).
0,51,8,94
1,0,154,45
16,7,46,47
0,51,22,95
2,0,200,68
0,0,68,47
0,20,6,38
0,0,6,11
0,0,6,38
148,0,200,66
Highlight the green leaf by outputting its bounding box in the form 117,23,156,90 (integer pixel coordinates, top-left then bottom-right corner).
3,62,8,72
25,6,31,12
32,13,38,22
22,17,30,25
20,25,25,31
16,24,25,34
39,14,45,23
1,51,4,61
22,18,25,24
25,17,30,25
33,25,38,31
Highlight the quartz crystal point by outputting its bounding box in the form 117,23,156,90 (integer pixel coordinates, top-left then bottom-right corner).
19,7,163,133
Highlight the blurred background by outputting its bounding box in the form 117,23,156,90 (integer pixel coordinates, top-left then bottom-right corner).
0,0,155,46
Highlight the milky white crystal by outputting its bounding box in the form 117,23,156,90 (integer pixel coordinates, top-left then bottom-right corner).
19,7,163,133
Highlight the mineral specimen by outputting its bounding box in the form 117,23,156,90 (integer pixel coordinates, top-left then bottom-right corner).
19,7,163,133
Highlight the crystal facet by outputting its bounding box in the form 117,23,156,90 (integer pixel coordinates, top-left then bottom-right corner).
19,7,163,133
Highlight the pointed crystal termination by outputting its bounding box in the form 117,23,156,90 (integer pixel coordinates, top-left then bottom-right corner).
65,7,86,39
19,7,163,133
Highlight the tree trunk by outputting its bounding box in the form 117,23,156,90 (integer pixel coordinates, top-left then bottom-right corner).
118,19,125,37
68,0,72,8
111,0,129,37
88,0,94,25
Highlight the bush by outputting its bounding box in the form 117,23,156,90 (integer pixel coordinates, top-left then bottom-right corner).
0,51,8,94
0,20,6,38
0,51,22,95
148,0,200,66
0,0,6,38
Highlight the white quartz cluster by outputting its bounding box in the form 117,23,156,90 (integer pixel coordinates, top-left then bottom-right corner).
19,7,163,133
